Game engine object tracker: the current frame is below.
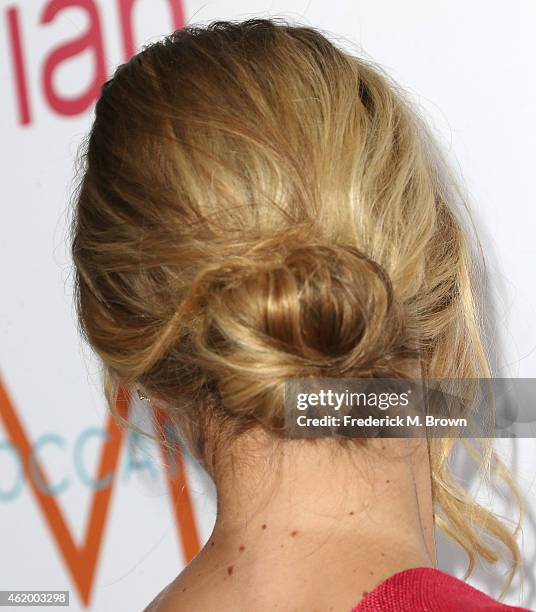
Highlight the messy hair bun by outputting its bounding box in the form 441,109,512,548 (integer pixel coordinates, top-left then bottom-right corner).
70,18,521,593
139,234,414,432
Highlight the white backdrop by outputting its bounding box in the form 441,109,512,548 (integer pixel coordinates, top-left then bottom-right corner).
1,1,535,610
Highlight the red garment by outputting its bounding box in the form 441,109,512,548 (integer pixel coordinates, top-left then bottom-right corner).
352,567,532,611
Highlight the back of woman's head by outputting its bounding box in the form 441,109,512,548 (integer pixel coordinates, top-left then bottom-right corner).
70,17,521,592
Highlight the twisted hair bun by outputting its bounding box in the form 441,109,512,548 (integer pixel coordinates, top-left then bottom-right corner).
139,235,414,430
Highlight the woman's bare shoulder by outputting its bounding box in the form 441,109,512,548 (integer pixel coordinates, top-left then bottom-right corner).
142,579,182,612
142,573,221,612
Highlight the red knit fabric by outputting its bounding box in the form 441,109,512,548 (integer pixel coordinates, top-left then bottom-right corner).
352,567,532,611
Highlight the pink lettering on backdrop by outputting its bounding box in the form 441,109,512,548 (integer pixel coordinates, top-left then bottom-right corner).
40,0,106,117
5,0,185,125
6,7,32,125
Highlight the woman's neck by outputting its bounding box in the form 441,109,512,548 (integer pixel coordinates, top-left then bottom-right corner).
154,432,436,611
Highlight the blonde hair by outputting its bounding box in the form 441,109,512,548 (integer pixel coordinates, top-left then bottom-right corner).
70,18,522,595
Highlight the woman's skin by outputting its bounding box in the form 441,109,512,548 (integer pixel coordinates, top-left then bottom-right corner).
146,431,436,612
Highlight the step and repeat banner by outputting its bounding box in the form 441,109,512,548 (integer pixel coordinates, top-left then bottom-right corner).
1,1,535,610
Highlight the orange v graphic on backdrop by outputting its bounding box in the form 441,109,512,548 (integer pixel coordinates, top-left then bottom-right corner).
0,373,200,607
